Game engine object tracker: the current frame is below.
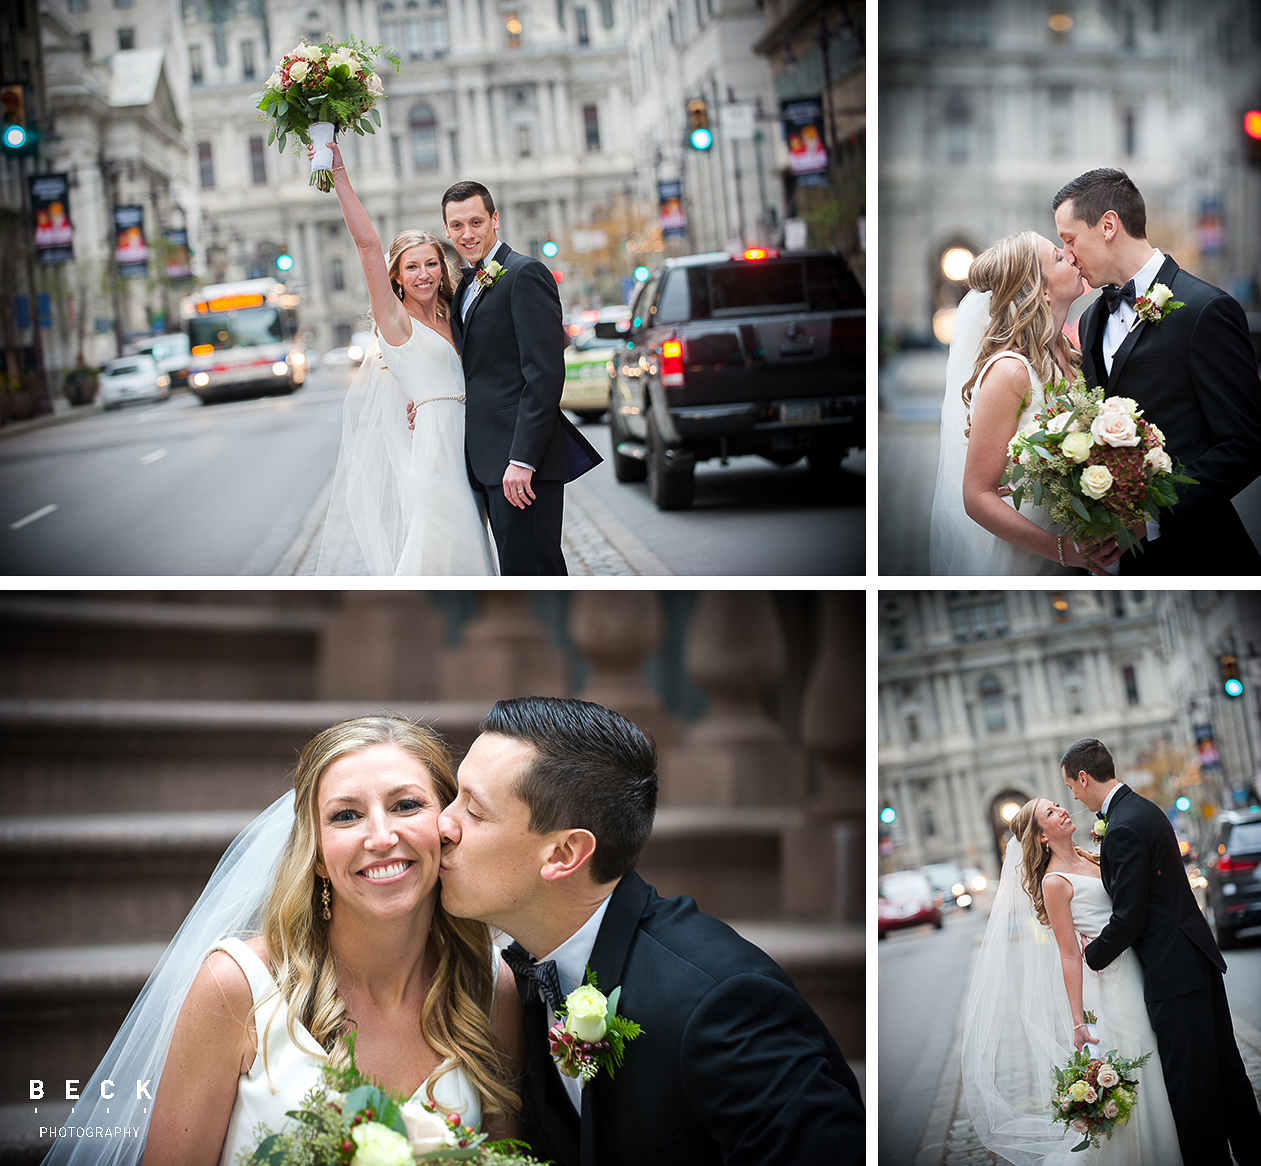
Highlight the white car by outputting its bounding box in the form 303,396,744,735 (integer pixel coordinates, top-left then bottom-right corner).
99,354,170,410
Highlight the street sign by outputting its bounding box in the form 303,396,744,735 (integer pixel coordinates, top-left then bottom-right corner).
723,104,754,140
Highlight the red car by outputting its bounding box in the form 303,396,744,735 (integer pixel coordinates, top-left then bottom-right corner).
879,869,944,939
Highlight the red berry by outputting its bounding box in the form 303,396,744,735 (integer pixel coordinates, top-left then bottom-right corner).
447,1113,460,1124
342,1140,354,1152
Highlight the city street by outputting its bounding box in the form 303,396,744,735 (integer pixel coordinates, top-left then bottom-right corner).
0,368,859,576
879,900,1261,1166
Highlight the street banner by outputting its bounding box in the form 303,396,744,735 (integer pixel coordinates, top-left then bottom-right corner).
29,173,74,265
780,98,829,187
164,227,192,280
658,180,686,240
114,205,148,278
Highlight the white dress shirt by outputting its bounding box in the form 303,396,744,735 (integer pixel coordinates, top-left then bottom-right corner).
527,893,614,1114
1099,783,1126,818
1101,248,1164,376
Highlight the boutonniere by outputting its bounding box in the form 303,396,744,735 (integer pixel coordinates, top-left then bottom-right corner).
1092,818,1107,842
1132,283,1184,326
474,259,505,291
547,968,643,1087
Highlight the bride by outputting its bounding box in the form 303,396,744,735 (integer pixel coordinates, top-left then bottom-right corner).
314,142,497,575
961,797,1182,1165
44,716,522,1165
929,229,1121,575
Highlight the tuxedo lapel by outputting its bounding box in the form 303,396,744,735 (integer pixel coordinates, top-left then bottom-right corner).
1106,255,1179,391
451,269,474,349
1079,299,1104,388
462,243,512,335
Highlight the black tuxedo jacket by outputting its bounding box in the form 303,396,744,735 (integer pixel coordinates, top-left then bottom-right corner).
1083,784,1225,1000
1078,255,1261,574
515,872,864,1166
451,243,601,487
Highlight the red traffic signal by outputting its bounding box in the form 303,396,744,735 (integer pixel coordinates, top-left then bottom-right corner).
1246,110,1261,139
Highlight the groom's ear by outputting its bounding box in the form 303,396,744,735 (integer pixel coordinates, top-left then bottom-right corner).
540,829,597,883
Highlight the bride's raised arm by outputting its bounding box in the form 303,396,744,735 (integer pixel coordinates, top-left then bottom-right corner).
1042,873,1097,1053
315,141,410,348
962,358,1112,574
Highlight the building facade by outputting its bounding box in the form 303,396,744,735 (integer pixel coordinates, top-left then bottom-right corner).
879,0,1261,343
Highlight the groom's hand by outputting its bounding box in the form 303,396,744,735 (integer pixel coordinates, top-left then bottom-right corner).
502,464,536,508
406,401,416,430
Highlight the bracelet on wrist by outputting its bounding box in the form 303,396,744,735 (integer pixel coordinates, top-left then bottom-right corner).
1057,533,1066,567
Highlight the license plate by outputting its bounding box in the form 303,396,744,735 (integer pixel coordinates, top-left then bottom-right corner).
778,402,822,423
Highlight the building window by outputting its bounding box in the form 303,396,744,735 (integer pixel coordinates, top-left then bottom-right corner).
905,713,920,742
576,6,589,44
390,134,402,177
380,0,398,51
1123,665,1140,705
517,124,532,156
556,0,565,27
404,16,424,57
331,258,345,291
429,10,449,55
582,103,600,150
79,31,92,55
249,137,267,183
448,128,460,173
920,806,937,837
198,141,214,187
947,594,1008,642
945,93,969,163
505,11,522,47
409,102,439,168
189,43,203,84
69,0,89,11
118,27,136,49
1068,686,1083,715
600,0,613,28
1123,108,1136,156
694,0,703,26
114,0,133,6
241,39,255,79
924,1,991,47
980,673,1006,732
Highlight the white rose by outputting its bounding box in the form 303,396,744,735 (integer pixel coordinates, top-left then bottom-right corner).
1103,1099,1119,1118
1091,408,1140,448
1146,421,1166,446
1070,1117,1090,1134
297,42,326,60
327,47,356,69
1062,431,1093,463
1147,284,1172,310
1060,1096,1072,1112
563,984,609,1043
1102,396,1142,419
1046,411,1074,435
1022,419,1040,436
1080,464,1113,499
350,1121,414,1166
288,59,309,81
1095,1064,1120,1089
1019,448,1034,467
400,1101,457,1154
325,1088,347,1109
366,72,385,96
1144,447,1172,474
265,70,283,90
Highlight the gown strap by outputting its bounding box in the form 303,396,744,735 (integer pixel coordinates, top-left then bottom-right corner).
975,349,1036,393
210,936,281,1007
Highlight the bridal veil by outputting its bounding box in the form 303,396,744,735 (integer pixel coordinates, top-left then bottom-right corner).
43,794,297,1166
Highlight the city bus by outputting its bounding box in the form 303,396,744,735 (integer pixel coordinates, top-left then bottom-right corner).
179,278,307,403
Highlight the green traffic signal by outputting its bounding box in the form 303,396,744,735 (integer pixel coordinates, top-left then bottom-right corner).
3,124,25,149
276,253,294,271
690,126,713,150
633,265,650,281
541,240,558,258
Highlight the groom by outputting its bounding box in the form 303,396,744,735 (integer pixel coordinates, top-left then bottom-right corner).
1052,167,1261,575
422,181,601,574
1060,738,1261,1166
437,696,864,1165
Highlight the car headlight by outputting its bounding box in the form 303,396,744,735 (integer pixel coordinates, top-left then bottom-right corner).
971,875,987,892
156,375,170,387
951,883,965,897
272,361,288,376
347,345,364,361
192,372,210,387
956,893,973,908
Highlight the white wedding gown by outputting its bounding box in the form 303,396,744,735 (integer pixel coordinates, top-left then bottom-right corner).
316,320,497,576
1037,873,1181,1165
214,937,483,1166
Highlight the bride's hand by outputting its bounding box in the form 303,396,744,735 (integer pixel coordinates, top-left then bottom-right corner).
1066,535,1121,575
1073,1022,1100,1052
306,141,345,170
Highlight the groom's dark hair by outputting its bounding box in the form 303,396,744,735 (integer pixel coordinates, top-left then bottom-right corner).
481,696,658,884
1052,168,1147,240
1060,738,1116,784
442,180,496,221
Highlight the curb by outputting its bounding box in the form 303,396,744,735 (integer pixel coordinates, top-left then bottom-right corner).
0,401,102,441
271,470,335,575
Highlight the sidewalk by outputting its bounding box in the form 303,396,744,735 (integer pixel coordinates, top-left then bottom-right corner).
275,473,675,577
921,936,1261,1166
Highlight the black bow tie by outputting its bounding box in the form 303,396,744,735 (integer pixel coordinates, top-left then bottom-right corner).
1096,810,1106,821
501,941,564,1011
1101,279,1136,315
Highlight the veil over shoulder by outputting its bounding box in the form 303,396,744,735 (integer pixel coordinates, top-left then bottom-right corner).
43,794,297,1166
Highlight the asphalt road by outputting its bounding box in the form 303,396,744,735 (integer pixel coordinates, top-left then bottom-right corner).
0,370,351,575
1222,922,1261,1032
878,904,988,1165
570,417,866,575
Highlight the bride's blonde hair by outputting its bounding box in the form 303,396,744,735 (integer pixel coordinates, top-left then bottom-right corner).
961,230,1081,432
387,231,456,320
1011,797,1099,927
260,716,519,1120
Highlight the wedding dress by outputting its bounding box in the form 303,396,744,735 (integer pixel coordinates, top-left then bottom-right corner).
214,936,483,1166
929,289,1074,576
316,321,497,576
961,839,1182,1166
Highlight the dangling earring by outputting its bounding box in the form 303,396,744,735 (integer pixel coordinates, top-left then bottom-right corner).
321,877,331,921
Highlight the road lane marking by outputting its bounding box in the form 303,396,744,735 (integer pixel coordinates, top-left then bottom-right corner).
9,504,57,530
139,448,167,465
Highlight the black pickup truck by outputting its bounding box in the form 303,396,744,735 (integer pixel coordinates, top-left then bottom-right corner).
595,248,864,509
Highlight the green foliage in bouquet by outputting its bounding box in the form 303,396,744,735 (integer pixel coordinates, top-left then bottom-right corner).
1048,1043,1151,1153
243,1032,548,1166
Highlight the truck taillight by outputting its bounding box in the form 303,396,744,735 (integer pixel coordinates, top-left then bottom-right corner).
1218,853,1258,876
661,340,685,387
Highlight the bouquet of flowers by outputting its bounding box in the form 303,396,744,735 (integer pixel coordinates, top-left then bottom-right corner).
1002,372,1196,569
253,36,399,191
1049,1016,1151,1153
244,1034,545,1166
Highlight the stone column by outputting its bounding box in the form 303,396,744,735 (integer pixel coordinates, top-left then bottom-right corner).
568,591,680,748
317,592,446,699
782,593,863,921
660,591,805,806
438,592,566,699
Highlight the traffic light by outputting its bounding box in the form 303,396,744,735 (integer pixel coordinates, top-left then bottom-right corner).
1245,108,1261,164
1,84,37,156
275,253,294,272
687,99,712,150
1219,654,1244,698
541,240,558,259
880,806,896,825
633,264,650,282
